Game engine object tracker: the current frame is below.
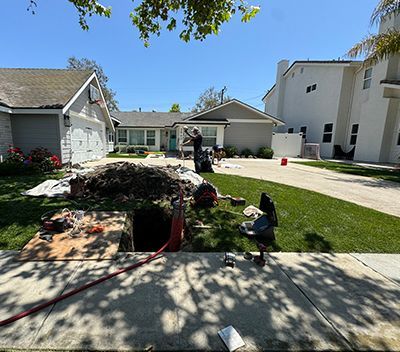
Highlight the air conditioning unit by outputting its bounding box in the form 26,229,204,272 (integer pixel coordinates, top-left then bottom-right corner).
303,143,321,160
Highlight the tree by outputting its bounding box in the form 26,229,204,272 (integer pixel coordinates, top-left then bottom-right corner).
169,103,181,112
27,0,260,46
348,0,400,64
67,56,119,111
191,87,231,113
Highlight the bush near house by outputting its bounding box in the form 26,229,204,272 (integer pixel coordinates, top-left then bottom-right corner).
224,146,238,158
241,148,253,158
126,146,136,154
0,146,61,176
133,145,150,153
258,147,274,159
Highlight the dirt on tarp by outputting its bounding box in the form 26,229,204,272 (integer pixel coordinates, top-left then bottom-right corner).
70,162,195,201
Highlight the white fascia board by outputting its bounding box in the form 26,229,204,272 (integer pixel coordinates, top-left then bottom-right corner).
62,72,96,114
173,121,230,127
92,74,115,132
228,119,273,123
11,108,63,114
0,106,12,113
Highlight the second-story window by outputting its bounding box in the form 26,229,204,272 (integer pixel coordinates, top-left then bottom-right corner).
363,68,373,90
306,84,317,93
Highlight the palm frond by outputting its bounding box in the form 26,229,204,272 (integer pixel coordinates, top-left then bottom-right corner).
347,28,400,64
371,0,400,26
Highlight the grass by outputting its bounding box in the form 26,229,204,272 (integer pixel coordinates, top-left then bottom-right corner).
293,160,400,183
107,153,147,159
0,173,399,253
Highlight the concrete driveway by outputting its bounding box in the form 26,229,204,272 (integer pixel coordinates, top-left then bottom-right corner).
85,157,400,217
1,251,399,351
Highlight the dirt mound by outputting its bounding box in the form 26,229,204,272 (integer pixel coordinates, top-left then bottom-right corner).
71,162,195,201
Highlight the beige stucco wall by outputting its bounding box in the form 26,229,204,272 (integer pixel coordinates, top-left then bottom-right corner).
224,122,273,153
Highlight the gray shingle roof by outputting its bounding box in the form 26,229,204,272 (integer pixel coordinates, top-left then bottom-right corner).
111,111,193,127
0,68,93,109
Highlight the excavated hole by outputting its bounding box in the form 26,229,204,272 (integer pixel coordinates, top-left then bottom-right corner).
132,206,173,252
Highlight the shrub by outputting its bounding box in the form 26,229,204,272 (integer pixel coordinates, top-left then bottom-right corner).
241,148,253,158
258,147,274,159
28,147,61,172
134,145,149,153
224,146,238,158
5,146,24,163
126,145,136,154
29,147,52,163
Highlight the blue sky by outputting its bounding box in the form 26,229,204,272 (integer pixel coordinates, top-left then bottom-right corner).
1,0,378,112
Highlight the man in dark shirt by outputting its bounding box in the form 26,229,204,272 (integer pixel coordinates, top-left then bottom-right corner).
183,126,203,173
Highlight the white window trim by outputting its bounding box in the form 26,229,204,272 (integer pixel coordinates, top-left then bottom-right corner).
322,123,334,143
350,124,359,145
363,68,373,90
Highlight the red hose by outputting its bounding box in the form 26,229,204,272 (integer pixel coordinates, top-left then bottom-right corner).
0,191,185,327
0,239,170,327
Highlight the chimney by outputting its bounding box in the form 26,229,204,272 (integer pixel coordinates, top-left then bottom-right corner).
274,60,289,118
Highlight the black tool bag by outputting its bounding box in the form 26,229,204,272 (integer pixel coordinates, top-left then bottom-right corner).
199,149,214,173
259,192,278,226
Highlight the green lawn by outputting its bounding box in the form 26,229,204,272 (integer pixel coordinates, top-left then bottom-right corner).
107,153,148,159
294,160,400,183
0,173,399,253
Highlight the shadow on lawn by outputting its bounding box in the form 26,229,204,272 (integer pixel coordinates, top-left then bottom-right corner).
303,233,333,252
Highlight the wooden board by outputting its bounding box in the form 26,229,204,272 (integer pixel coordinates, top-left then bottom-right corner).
18,211,127,261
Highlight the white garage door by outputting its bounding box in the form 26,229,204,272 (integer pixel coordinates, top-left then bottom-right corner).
70,117,105,164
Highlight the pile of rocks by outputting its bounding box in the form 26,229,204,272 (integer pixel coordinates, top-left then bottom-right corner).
70,162,195,201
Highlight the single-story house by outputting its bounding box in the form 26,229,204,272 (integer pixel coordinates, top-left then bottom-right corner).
0,68,115,164
111,99,284,153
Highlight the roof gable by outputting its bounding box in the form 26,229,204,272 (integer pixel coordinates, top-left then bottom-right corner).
186,99,284,125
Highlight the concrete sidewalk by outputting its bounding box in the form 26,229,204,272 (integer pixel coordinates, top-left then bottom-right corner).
1,251,399,351
85,157,400,217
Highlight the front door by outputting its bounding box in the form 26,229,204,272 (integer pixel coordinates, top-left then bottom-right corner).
169,130,177,151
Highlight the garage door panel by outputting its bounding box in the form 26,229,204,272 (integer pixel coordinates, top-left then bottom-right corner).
70,116,105,164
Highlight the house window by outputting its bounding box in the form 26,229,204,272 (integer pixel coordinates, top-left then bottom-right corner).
363,68,373,90
108,132,114,143
200,126,217,146
129,130,145,145
322,123,334,143
397,131,400,146
300,67,304,74
288,128,294,134
292,72,295,78
117,129,127,144
306,84,317,93
146,130,156,146
350,124,359,145
300,126,307,139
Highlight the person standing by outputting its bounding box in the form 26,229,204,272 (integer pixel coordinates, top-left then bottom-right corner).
182,126,203,173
